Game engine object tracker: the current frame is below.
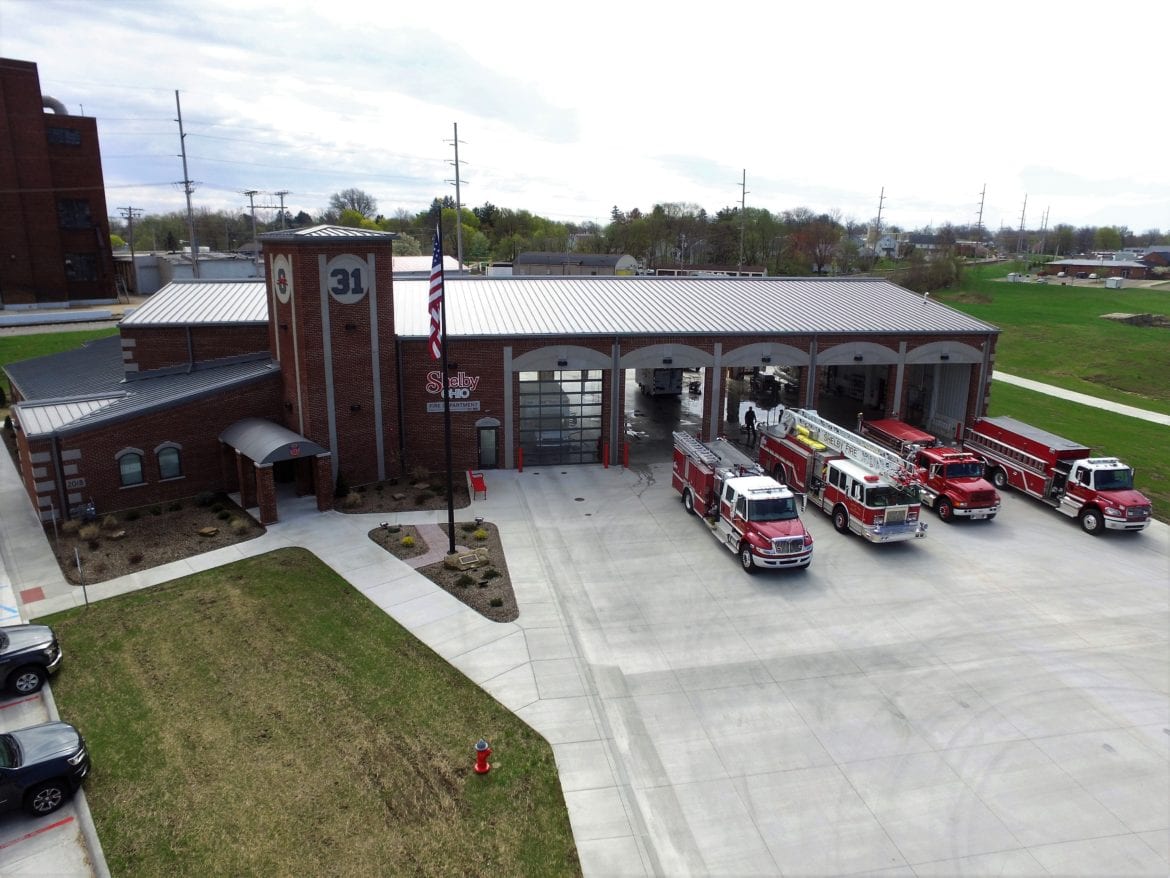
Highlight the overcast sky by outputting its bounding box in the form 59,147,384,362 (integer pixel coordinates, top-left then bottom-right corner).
4,0,1167,235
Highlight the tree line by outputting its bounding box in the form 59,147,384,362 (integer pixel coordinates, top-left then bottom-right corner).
109,187,1168,282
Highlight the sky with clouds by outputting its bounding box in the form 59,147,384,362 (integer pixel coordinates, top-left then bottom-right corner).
3,0,1166,235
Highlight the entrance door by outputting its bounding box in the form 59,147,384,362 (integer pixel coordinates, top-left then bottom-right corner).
477,427,499,468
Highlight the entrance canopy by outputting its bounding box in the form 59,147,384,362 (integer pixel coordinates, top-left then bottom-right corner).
219,417,327,464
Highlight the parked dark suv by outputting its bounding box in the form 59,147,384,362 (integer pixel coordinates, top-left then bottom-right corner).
0,624,63,695
0,721,90,816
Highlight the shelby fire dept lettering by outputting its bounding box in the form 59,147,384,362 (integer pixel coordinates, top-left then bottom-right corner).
426,370,481,399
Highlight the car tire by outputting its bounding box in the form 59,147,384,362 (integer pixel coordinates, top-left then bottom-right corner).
990,468,1008,490
682,489,695,515
832,506,850,534
1080,507,1104,535
739,543,756,573
25,779,68,817
937,498,954,522
10,665,47,695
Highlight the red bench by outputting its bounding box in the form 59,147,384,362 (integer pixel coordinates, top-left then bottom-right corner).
468,470,487,500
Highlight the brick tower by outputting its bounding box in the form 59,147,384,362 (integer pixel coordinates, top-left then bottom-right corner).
259,226,400,490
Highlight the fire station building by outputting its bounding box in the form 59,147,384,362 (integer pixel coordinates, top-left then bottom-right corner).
5,226,999,525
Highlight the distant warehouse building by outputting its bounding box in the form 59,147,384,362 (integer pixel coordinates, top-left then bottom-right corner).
513,252,639,275
5,226,999,525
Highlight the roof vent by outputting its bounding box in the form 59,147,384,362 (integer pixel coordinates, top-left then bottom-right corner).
42,96,68,115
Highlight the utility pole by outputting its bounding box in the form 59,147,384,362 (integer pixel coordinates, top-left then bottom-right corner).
738,169,749,273
976,184,986,241
117,206,142,297
1038,206,1050,258
445,123,467,269
874,186,886,254
1016,194,1028,256
243,190,260,273
175,90,199,278
274,190,290,229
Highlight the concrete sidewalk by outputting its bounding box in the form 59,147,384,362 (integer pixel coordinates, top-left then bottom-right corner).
993,371,1170,425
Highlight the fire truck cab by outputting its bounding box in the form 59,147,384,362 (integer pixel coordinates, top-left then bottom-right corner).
672,432,813,571
859,418,1000,522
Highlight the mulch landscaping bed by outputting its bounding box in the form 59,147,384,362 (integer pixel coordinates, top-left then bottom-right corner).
369,521,518,623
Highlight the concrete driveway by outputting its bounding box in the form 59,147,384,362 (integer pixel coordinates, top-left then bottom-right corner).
489,462,1168,876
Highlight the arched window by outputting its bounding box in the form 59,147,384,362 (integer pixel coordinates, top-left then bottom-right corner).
116,448,145,487
156,444,183,480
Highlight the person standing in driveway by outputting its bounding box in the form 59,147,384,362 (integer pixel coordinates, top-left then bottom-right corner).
744,406,758,445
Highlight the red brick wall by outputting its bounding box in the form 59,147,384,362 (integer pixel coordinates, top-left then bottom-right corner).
42,373,282,516
121,325,270,374
264,241,398,488
0,59,115,306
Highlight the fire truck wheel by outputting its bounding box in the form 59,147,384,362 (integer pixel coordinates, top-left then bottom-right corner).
1079,507,1104,535
832,506,850,534
937,498,954,521
739,543,757,573
682,490,695,515
990,467,1008,490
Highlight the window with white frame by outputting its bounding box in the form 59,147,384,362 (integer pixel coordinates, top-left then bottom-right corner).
156,444,183,480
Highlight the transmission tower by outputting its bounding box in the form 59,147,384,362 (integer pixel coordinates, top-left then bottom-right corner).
445,123,467,269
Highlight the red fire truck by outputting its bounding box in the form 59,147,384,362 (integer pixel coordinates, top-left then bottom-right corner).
672,432,813,572
758,408,927,543
859,418,1001,522
963,416,1152,534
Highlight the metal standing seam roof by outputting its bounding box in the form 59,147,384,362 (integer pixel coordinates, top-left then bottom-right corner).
120,280,269,326
111,275,998,337
259,224,399,242
219,417,327,464
391,276,1000,337
7,336,279,438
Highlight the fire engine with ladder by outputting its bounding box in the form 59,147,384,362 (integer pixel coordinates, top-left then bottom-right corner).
758,407,928,543
672,431,814,572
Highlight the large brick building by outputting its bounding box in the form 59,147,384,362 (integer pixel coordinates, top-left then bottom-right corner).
5,226,1000,525
0,58,117,307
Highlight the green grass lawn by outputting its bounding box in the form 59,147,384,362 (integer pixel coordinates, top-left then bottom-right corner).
46,549,580,878
937,263,1170,414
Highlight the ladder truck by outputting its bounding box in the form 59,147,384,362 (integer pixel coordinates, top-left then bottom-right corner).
758,407,927,543
672,431,814,572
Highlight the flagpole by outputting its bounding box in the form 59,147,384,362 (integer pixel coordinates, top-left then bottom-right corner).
436,221,457,555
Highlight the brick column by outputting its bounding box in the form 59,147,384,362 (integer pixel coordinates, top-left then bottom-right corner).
236,451,257,509
314,453,334,512
256,463,278,525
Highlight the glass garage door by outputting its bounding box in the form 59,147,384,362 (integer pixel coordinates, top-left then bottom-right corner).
518,370,603,465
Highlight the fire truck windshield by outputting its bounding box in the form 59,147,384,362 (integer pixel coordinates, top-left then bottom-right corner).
865,485,917,508
748,496,799,521
1094,468,1134,491
945,462,984,479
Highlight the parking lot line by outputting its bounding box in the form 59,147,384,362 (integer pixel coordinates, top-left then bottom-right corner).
0,816,74,851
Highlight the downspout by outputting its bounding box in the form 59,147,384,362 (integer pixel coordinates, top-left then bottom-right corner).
50,433,68,521
186,326,194,372
394,335,408,476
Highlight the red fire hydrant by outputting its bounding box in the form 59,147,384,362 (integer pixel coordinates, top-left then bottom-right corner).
474,738,492,775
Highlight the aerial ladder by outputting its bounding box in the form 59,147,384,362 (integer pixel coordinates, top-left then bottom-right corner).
776,407,918,487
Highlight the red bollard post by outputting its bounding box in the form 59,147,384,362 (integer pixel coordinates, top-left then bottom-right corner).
622,442,629,469
602,441,609,468
517,447,524,472
474,738,492,774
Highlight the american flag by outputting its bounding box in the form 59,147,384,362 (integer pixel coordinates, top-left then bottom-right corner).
428,225,444,360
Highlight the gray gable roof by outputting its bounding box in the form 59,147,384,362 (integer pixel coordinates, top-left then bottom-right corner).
259,224,398,243
7,337,278,438
121,280,269,326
